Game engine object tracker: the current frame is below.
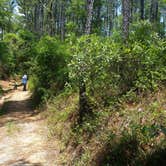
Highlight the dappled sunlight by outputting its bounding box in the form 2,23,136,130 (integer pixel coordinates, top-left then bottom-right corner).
0,83,59,165
0,0,166,165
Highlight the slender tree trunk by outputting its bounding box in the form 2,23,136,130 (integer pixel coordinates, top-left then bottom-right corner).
40,3,44,34
130,0,133,22
60,1,65,40
58,1,61,36
122,0,131,40
54,1,58,35
34,5,37,32
150,0,158,23
109,0,115,36
34,2,44,35
106,0,109,36
140,0,145,20
114,2,119,29
94,0,102,34
85,0,94,34
48,1,55,36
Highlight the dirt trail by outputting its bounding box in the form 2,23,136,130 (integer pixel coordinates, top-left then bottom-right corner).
0,82,59,166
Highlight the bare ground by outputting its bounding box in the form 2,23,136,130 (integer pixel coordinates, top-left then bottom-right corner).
0,81,60,166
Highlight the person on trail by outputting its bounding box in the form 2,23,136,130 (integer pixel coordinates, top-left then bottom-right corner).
22,74,28,91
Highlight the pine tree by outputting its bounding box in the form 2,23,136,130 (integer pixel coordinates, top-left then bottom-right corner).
140,0,145,20
122,0,131,40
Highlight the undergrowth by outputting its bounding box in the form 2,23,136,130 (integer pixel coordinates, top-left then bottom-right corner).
47,87,166,166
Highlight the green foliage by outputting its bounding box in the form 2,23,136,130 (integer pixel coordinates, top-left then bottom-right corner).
2,30,36,76
0,29,37,81
16,30,36,72
46,85,166,165
3,33,23,73
0,41,10,62
0,41,11,78
31,36,69,103
0,0,13,33
130,23,166,91
47,91,78,141
66,0,86,35
69,35,119,102
69,23,166,105
130,21,154,43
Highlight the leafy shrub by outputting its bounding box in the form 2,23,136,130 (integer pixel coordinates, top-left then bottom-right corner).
69,23,166,104
3,31,36,76
31,36,69,103
0,41,12,78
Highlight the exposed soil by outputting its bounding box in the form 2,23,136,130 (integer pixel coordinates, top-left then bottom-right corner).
0,81,59,166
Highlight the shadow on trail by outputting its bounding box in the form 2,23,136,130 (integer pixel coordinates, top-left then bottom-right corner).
2,88,13,94
0,98,41,127
11,159,43,166
0,98,33,115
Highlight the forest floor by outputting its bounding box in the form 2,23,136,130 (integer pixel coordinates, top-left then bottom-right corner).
0,81,60,166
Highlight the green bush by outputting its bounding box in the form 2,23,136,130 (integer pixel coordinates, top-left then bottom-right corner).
31,36,69,103
69,23,166,104
0,41,11,78
3,31,36,76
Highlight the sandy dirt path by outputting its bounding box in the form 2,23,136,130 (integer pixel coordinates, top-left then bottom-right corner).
0,82,59,166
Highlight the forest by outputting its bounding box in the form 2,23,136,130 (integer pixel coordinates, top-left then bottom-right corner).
0,0,166,165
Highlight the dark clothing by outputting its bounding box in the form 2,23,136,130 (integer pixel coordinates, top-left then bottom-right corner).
23,83,27,91
22,74,28,91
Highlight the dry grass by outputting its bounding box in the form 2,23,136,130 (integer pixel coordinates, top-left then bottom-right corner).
46,87,166,166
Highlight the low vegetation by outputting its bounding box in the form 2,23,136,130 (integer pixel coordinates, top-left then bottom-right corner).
0,0,166,165
46,87,166,165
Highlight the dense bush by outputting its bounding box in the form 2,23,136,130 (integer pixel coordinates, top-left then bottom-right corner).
69,22,166,104
30,36,69,103
3,33,23,75
0,41,11,78
4,30,36,75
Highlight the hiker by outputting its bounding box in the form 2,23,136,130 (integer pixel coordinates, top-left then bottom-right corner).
22,74,28,91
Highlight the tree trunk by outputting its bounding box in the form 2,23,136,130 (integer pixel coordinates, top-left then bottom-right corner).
130,0,133,22
122,0,131,40
150,0,158,23
140,0,145,20
60,1,65,40
96,1,102,34
34,4,37,32
108,0,116,35
85,0,94,34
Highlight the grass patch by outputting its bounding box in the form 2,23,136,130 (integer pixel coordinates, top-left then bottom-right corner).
47,91,79,140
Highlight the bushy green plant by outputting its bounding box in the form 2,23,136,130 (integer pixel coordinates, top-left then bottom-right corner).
69,35,121,102
69,23,166,105
3,31,36,76
0,41,9,62
31,36,69,103
0,41,12,78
